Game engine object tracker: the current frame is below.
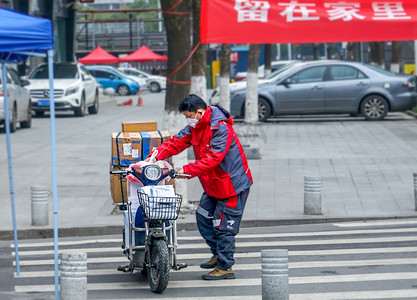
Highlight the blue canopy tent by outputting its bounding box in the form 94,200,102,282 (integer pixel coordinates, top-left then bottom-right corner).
0,7,60,299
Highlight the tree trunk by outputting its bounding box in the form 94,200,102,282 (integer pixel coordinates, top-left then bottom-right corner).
264,44,271,77
312,43,319,60
370,42,385,67
160,0,192,207
346,42,358,61
245,44,261,124
391,41,401,73
326,43,332,59
161,0,192,114
190,0,206,100
219,44,231,112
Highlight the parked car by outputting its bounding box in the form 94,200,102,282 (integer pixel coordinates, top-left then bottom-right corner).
27,62,100,117
210,62,302,104
0,67,31,132
118,67,166,93
235,60,298,81
87,66,139,96
89,65,148,92
226,61,417,122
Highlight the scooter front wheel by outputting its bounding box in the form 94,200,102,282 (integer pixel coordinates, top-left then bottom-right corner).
148,239,170,293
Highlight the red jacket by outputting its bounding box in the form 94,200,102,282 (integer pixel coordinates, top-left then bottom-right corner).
154,105,253,199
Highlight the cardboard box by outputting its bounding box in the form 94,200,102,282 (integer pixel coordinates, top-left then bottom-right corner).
110,165,128,204
141,131,163,159
112,132,142,166
158,130,172,163
122,121,157,133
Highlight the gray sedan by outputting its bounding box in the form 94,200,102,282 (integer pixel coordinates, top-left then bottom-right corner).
228,61,417,121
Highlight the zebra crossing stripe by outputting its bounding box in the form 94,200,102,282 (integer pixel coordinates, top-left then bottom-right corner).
15,278,262,293
290,289,417,300
333,219,417,227
13,256,417,269
11,226,417,248
12,234,417,256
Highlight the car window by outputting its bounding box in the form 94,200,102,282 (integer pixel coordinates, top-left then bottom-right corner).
30,65,79,79
364,63,396,76
94,70,115,79
330,66,367,80
290,66,326,84
8,69,20,85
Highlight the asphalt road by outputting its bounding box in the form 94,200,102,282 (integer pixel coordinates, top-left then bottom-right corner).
1,219,417,299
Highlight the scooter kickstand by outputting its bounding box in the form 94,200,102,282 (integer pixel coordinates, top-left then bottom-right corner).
174,262,188,270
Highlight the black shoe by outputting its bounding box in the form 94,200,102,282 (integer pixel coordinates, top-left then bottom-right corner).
200,255,218,269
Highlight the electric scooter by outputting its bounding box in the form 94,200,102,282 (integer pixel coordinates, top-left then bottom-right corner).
110,155,187,293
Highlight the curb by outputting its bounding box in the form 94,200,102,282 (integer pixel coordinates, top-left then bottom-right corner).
2,215,417,241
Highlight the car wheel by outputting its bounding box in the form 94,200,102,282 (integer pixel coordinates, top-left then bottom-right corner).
9,104,17,133
74,94,86,117
258,98,271,122
150,82,161,93
20,101,32,128
88,92,99,114
360,95,388,121
117,84,130,96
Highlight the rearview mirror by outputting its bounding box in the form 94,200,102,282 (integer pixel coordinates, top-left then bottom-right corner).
21,80,30,87
282,78,292,86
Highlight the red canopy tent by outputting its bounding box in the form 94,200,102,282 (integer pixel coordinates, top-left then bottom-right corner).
78,46,119,64
119,45,167,62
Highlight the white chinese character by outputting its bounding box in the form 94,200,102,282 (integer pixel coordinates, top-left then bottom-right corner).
279,1,320,22
234,0,271,23
372,2,411,20
324,2,365,21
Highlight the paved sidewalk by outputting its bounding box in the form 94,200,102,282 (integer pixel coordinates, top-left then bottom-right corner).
1,91,417,239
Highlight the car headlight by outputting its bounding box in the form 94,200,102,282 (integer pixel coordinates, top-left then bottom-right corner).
66,87,79,96
144,165,162,181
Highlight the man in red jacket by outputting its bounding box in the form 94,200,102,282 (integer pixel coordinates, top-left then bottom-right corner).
149,94,253,280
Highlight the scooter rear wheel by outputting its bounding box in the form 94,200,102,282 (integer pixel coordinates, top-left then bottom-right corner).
148,239,170,293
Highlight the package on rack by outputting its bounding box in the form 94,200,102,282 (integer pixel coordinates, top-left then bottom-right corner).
138,185,179,219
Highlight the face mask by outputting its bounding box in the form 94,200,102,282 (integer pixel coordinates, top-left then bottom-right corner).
186,111,201,128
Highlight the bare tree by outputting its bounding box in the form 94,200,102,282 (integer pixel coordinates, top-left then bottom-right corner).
264,44,271,77
312,43,319,60
245,44,261,123
369,42,385,67
219,44,231,111
190,0,206,100
391,41,401,73
160,0,192,207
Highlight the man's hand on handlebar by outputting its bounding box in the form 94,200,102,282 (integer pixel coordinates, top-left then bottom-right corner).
176,168,190,179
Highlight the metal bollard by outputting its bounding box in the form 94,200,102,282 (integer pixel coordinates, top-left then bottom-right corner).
261,249,289,300
304,176,322,215
31,186,49,226
60,252,87,300
413,173,417,211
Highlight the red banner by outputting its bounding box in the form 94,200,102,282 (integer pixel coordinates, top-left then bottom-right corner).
201,0,417,43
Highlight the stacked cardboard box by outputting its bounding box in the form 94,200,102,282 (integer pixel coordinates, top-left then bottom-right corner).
110,121,174,204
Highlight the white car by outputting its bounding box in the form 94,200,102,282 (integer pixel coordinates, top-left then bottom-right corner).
119,68,166,93
27,63,100,117
0,67,32,132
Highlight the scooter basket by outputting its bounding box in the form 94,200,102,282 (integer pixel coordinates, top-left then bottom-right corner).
137,192,182,221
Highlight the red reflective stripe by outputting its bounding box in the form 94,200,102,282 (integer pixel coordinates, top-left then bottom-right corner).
226,195,238,209
219,212,224,229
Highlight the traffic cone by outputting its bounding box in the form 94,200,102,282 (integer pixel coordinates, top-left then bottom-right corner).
137,90,143,106
118,98,133,106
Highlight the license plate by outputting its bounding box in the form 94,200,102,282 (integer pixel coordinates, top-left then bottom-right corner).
37,100,50,106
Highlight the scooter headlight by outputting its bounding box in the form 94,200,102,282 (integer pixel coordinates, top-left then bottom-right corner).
144,165,161,181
